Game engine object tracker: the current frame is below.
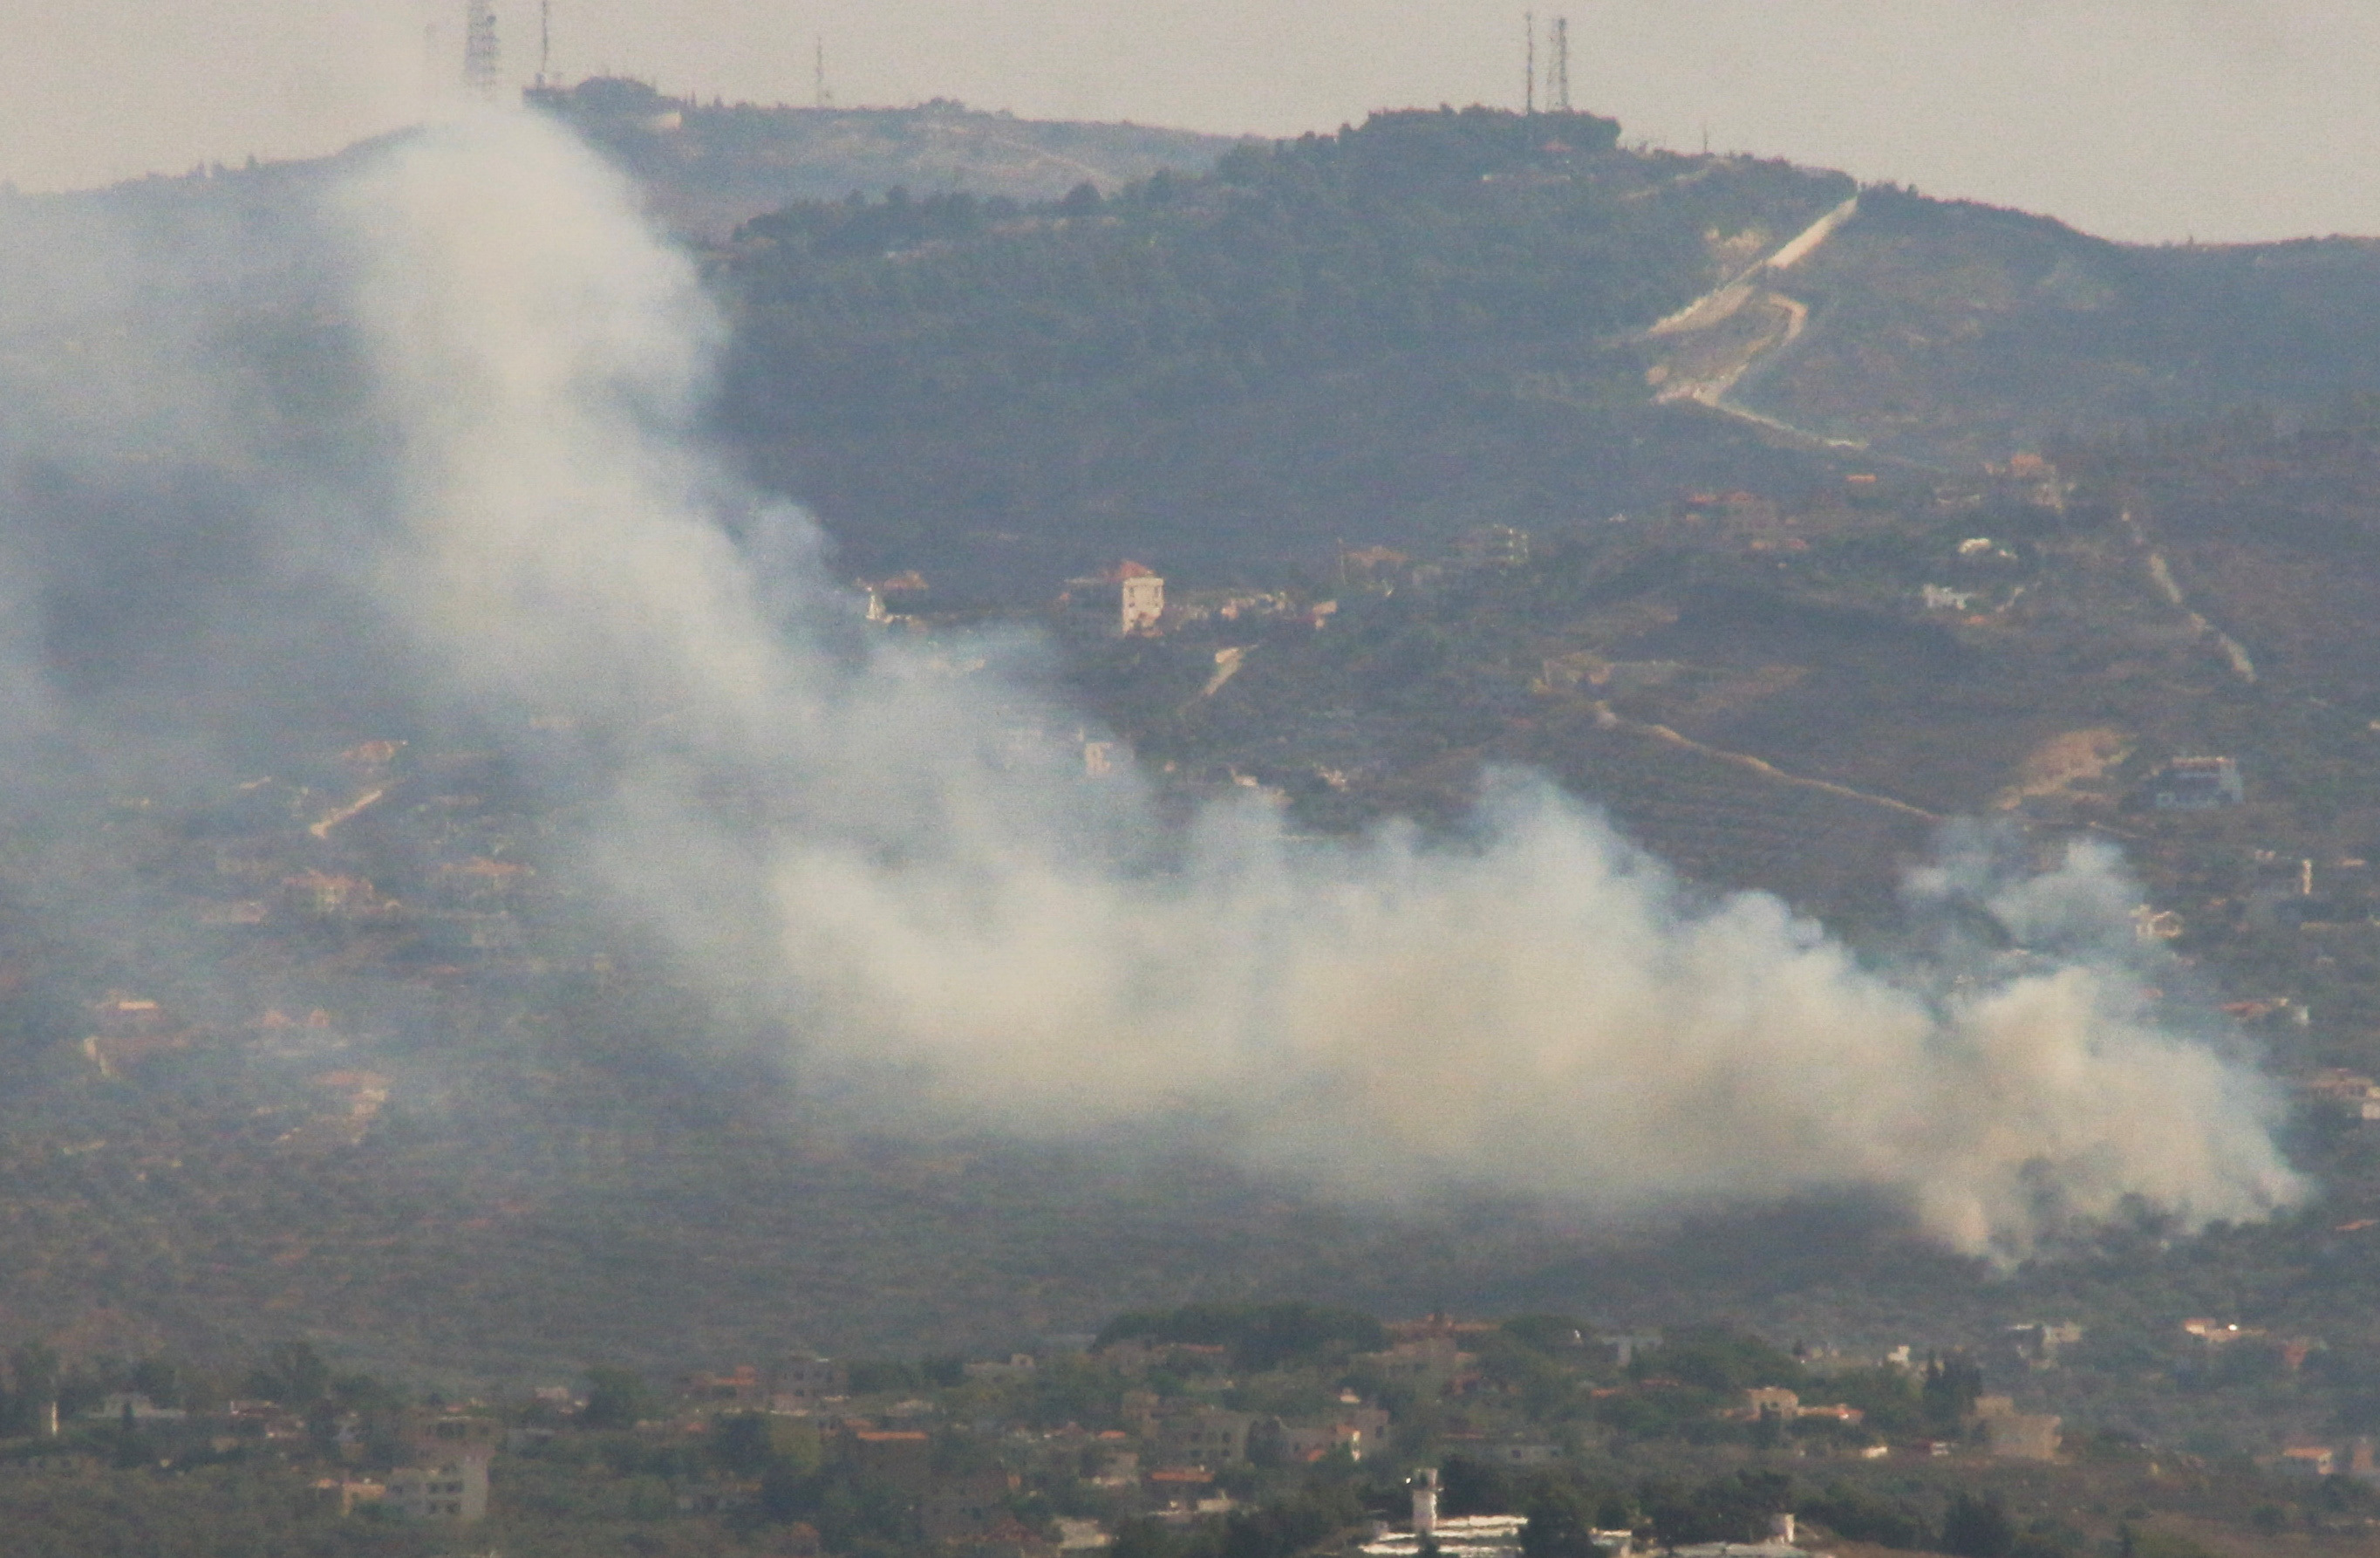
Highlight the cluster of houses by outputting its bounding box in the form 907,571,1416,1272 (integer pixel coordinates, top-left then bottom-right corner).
2305,1069,2380,1123
21,1314,2269,1545
2180,1316,2325,1373
155,738,575,981
79,1401,500,1524
864,518,1555,649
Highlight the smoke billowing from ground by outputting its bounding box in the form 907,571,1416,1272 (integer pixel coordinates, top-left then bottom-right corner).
0,113,2305,1260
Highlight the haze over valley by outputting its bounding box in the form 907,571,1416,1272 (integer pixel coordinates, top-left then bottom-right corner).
1,32,2379,1558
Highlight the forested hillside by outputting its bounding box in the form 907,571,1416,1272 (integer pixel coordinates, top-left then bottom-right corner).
718,108,1856,586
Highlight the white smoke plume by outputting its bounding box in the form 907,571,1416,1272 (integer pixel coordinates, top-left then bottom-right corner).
12,110,2305,1261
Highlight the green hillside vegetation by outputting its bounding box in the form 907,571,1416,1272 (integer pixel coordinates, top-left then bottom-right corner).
719,107,1855,584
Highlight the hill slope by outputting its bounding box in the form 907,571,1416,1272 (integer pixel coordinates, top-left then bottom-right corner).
4,103,2380,1422
1717,188,2380,463
528,77,1245,237
719,108,1858,586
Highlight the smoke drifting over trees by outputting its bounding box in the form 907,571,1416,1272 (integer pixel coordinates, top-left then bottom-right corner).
0,111,2303,1261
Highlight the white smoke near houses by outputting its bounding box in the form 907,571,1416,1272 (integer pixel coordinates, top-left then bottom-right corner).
3,110,2308,1261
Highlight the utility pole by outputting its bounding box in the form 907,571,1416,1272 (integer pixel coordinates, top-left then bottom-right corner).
1524,12,1536,114
463,0,501,98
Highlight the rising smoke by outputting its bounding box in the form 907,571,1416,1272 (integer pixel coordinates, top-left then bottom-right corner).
0,110,2305,1261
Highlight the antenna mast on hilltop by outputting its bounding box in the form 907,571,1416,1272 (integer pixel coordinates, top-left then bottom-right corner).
815,36,832,108
463,0,501,97
1524,11,1536,114
537,0,552,87
1549,17,1571,112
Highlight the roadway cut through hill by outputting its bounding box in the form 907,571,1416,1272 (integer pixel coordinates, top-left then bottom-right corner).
1640,195,1865,452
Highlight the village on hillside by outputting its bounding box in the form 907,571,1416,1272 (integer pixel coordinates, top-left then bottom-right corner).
10,1304,2370,1556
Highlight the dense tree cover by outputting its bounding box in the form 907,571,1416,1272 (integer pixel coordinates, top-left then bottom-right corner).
0,1462,436,1558
1920,1355,1986,1432
716,108,1851,579
0,1342,61,1435
1940,1490,2016,1558
1095,1302,1388,1372
1497,1316,1593,1355
246,1341,332,1408
580,1367,652,1430
1515,1478,1616,1558
1798,1480,1934,1549
1626,1327,1804,1393
731,107,1665,422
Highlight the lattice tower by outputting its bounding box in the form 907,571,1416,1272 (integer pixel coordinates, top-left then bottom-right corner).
464,0,501,97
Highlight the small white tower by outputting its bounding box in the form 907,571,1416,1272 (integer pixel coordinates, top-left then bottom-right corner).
1412,1467,1440,1537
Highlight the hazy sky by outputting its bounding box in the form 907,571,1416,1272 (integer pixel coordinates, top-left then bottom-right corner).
1,0,2373,243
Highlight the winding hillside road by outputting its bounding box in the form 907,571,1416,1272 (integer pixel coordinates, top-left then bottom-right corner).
1589,700,1943,823
1642,195,1865,450
2121,508,2259,685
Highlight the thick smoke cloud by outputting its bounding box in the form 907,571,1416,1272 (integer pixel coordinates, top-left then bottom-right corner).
0,111,2304,1261
323,113,2300,1258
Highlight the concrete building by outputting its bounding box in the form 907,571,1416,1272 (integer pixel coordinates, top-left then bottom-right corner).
1453,525,1531,569
1120,571,1165,634
313,1476,386,1516
1411,1466,1439,1536
2281,1445,2337,1478
1159,1408,1258,1468
1263,1419,1369,1463
2150,756,2244,810
1974,1397,2061,1461
399,1410,502,1464
86,1393,187,1424
683,1365,768,1409
1355,1335,1476,1393
924,1471,1022,1543
385,1457,488,1523
770,1355,847,1412
846,1428,934,1488
1058,563,1166,635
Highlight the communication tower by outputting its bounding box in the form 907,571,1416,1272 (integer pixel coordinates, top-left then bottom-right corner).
1524,11,1535,114
537,0,552,86
463,0,501,98
1549,17,1571,112
815,36,832,108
